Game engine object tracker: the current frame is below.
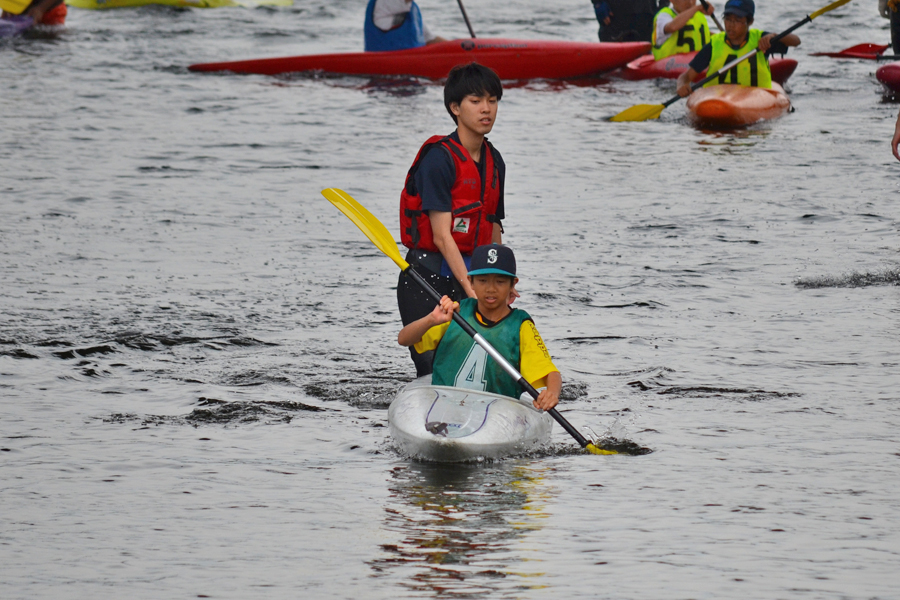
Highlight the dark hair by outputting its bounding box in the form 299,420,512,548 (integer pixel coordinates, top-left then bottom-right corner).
444,63,503,124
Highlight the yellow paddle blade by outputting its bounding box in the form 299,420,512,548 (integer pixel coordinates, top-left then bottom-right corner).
609,103,665,123
810,0,852,20
0,0,30,14
321,188,409,271
585,443,619,456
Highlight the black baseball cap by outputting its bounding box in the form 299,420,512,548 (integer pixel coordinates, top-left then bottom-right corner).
723,0,754,18
467,244,516,278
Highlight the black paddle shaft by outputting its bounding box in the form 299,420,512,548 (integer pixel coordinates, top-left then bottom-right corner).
456,0,476,38
662,17,811,109
699,0,724,32
404,266,593,449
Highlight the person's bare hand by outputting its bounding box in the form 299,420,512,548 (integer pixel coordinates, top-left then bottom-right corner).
533,389,559,411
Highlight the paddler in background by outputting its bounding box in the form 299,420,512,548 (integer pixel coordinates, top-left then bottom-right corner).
890,109,900,161
675,0,799,97
364,0,447,52
398,244,561,411
397,63,508,377
0,0,66,26
881,0,900,55
652,0,714,60
592,0,666,42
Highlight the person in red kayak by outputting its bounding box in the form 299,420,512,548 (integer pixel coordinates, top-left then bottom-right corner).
0,0,66,26
652,0,715,60
398,244,561,411
675,0,799,97
397,62,510,377
364,0,447,52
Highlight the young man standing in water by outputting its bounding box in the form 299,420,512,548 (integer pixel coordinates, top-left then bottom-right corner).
397,62,508,377
675,0,799,97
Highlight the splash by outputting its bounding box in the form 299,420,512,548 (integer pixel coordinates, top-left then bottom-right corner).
795,268,900,289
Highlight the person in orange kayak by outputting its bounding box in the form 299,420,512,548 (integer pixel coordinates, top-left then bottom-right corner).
652,0,715,60
364,0,447,52
397,63,508,377
675,0,799,97
0,0,66,26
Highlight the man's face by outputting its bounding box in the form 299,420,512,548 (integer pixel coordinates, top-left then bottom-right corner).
451,94,498,136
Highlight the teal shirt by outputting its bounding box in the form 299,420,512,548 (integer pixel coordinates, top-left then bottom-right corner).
431,298,533,399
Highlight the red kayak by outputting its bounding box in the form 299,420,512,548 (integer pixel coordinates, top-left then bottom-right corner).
876,61,900,94
621,52,798,85
686,83,791,128
188,38,650,80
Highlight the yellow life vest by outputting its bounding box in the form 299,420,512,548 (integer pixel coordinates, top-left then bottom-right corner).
652,6,711,60
0,0,30,14
705,30,773,89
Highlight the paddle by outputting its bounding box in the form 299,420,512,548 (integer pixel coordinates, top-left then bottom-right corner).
0,0,29,14
321,187,618,456
810,43,891,59
456,0,476,39
610,0,852,123
699,0,724,33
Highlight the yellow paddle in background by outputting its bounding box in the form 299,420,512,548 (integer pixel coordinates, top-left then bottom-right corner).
610,0,853,123
0,0,31,14
321,187,626,456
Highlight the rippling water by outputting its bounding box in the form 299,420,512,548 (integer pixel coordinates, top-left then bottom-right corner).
2,0,899,598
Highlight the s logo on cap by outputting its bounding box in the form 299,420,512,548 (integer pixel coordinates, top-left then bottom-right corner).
487,249,498,264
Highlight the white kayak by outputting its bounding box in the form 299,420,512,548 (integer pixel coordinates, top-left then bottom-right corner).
388,377,553,462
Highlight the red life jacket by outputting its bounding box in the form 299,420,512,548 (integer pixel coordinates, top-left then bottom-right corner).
40,2,65,25
400,135,501,254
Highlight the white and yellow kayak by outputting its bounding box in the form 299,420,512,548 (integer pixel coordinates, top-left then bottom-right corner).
389,377,553,463
65,0,290,9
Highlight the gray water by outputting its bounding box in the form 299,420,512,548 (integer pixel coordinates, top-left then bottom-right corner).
2,0,899,598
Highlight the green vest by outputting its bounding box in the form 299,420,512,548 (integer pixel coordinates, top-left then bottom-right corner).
431,298,532,400
705,30,772,89
652,7,710,60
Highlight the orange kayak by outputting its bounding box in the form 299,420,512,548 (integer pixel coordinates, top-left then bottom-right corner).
686,83,790,128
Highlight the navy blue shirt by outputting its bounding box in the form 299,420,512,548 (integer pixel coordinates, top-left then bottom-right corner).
688,32,789,73
414,130,506,221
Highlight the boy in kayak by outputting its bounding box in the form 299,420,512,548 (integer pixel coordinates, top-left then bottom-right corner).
652,0,715,60
398,62,507,377
364,0,447,52
0,0,66,26
675,0,799,97
398,244,561,411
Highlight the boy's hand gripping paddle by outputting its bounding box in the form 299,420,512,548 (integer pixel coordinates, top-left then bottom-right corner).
321,187,618,456
610,0,853,123
699,0,724,32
